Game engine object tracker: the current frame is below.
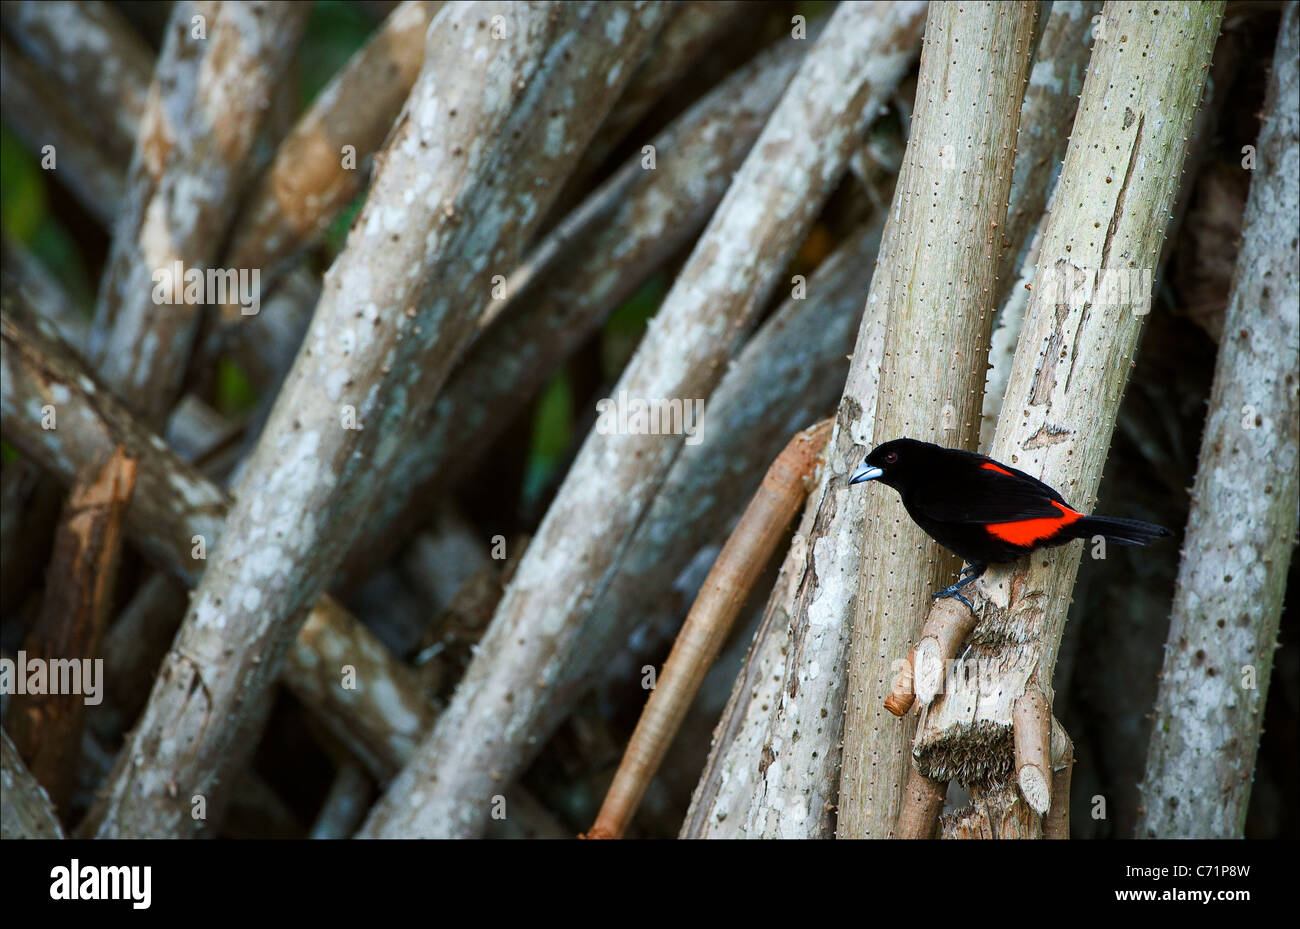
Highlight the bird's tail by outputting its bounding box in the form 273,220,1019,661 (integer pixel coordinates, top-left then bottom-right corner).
1070,515,1172,547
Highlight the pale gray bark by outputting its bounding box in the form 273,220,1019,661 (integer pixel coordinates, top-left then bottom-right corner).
982,4,1236,449
90,1,310,428
912,0,1225,837
1,236,89,354
1,729,64,839
0,11,318,397
339,24,816,583
1137,3,1298,839
0,295,432,796
1041,25,1244,836
215,1,439,325
0,0,150,164
360,0,928,840
0,37,124,224
838,0,1039,838
997,0,1102,310
80,1,668,838
980,0,1102,449
558,0,748,204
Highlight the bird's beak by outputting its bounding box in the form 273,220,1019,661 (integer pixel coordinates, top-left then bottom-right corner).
849,463,883,485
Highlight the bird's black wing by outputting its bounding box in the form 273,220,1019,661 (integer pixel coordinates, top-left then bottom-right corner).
905,453,1074,524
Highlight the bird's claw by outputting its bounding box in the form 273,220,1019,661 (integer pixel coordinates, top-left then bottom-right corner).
929,563,986,613
930,586,975,612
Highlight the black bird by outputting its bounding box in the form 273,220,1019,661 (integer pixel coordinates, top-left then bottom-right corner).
850,438,1171,608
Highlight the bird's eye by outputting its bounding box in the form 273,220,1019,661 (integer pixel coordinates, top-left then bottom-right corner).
884,452,897,463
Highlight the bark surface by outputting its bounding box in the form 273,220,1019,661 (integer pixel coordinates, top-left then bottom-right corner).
1,730,64,839
838,0,1039,838
360,0,927,839
90,1,310,427
913,0,1225,838
0,296,433,792
80,1,666,838
1137,3,1298,839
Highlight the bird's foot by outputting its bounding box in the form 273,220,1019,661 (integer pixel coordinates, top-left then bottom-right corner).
930,563,987,612
933,590,975,611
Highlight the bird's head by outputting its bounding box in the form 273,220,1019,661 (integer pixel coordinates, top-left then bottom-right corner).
849,438,933,490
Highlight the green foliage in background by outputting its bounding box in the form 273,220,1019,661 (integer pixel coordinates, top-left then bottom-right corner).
1,0,675,508
520,272,669,506
299,0,374,111
0,128,95,316
600,273,668,381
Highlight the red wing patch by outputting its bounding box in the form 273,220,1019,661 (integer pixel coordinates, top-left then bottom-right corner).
981,462,1015,477
984,500,1083,546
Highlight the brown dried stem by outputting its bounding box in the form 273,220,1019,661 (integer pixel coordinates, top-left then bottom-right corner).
1044,724,1074,839
361,0,925,840
1011,689,1052,815
895,767,947,839
215,0,438,326
4,447,136,813
85,1,668,838
909,598,980,709
994,0,1103,311
884,648,917,718
588,421,831,839
0,293,432,791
